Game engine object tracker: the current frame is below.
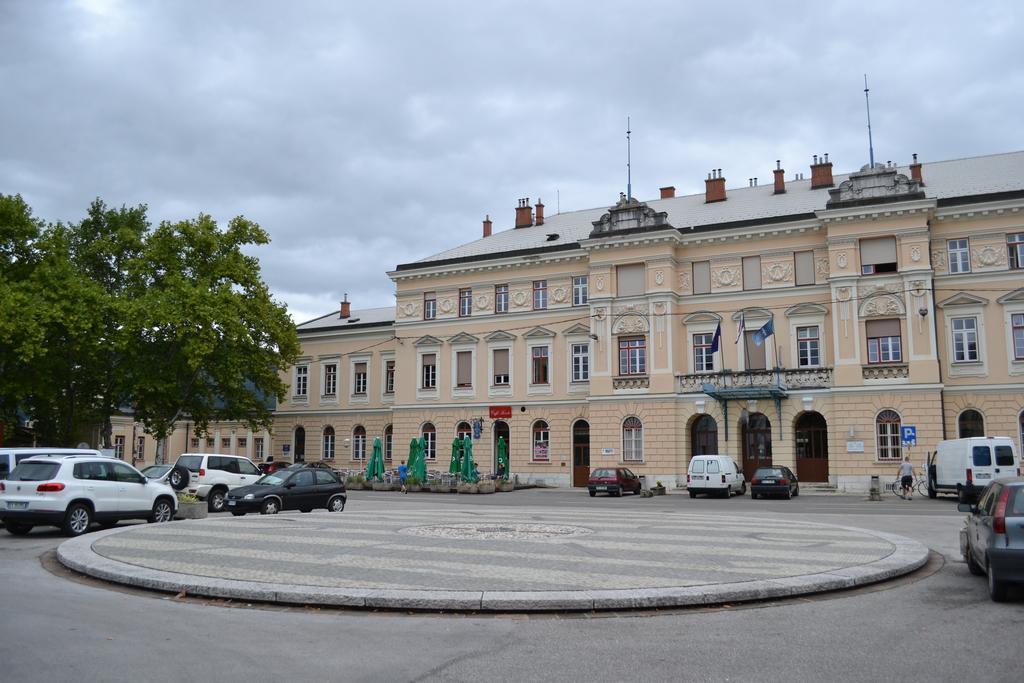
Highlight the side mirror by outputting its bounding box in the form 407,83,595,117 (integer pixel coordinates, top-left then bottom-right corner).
285,482,296,489
957,502,975,513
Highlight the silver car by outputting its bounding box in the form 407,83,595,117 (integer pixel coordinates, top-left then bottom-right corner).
959,477,1024,602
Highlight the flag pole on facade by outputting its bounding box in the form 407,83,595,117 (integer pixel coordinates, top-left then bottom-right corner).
709,321,722,357
735,312,745,344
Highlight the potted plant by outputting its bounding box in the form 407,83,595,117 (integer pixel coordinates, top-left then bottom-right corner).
457,481,479,494
652,480,667,495
406,475,423,493
175,492,207,520
496,478,515,492
477,479,495,494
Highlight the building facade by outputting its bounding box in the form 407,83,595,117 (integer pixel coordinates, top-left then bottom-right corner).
273,151,1024,491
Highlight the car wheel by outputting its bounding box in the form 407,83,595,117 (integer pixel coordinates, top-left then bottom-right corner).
169,466,189,491
261,498,280,515
63,503,93,536
957,486,968,504
927,477,937,499
987,557,1009,602
739,482,747,496
633,484,642,495
589,491,597,498
148,498,174,524
751,492,758,500
793,485,799,497
784,489,792,500
328,495,345,512
208,489,227,513
688,490,697,498
231,511,246,517
965,541,985,576
4,521,32,535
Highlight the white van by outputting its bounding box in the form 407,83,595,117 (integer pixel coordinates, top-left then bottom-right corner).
0,447,107,481
687,455,746,498
929,437,1020,502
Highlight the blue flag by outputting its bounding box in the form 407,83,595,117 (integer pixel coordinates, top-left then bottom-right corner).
709,322,722,354
753,319,774,347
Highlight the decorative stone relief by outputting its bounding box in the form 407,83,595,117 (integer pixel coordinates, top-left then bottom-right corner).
593,307,607,321
439,298,453,313
764,262,793,283
595,276,605,291
401,302,417,317
931,250,946,269
679,271,691,291
973,245,1006,267
653,301,666,313
552,287,568,303
836,287,852,302
711,266,740,288
910,246,922,262
860,294,905,318
654,270,665,285
612,303,649,316
815,257,829,277
474,294,489,310
836,252,848,269
612,314,650,334
512,291,528,307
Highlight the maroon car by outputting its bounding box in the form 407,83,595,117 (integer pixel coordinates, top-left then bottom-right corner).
588,467,642,497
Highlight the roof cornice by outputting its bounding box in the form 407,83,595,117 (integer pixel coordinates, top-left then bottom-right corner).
388,246,587,282
934,196,1024,223
816,198,936,224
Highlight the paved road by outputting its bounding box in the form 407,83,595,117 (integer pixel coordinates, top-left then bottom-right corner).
1,490,1018,682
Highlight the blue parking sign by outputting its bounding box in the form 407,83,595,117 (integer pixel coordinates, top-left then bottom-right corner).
901,426,917,447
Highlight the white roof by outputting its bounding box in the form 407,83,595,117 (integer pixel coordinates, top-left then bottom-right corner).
414,151,1024,266
297,306,395,332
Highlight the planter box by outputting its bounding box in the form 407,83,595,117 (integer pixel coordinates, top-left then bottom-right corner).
407,485,422,493
371,482,393,492
651,487,667,496
496,481,515,492
477,482,496,494
175,502,207,520
457,483,479,494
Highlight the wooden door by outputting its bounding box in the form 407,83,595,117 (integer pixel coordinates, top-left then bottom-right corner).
742,413,772,481
795,412,829,482
572,420,590,487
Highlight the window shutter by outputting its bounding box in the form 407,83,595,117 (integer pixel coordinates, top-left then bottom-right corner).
744,331,767,370
616,263,645,297
423,353,435,366
493,349,509,375
742,256,762,290
693,261,711,294
354,362,366,375
794,251,814,285
456,351,472,385
866,319,901,337
860,237,897,266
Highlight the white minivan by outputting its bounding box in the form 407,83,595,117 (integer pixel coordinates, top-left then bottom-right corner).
930,437,1020,502
687,455,746,498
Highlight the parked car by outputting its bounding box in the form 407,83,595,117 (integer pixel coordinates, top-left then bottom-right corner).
225,466,347,515
0,447,108,481
0,454,176,536
750,466,800,499
169,453,262,512
959,477,1024,602
931,437,1020,503
587,467,642,497
686,455,746,498
258,459,293,474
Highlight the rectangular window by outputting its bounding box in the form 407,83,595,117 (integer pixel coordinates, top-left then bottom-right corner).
1013,314,1024,360
237,437,247,449
744,331,767,370
693,333,714,372
493,349,510,385
1009,233,1024,270
795,251,815,286
114,435,125,460
742,256,762,290
860,236,898,275
423,292,436,320
951,317,979,362
797,326,820,367
533,280,547,310
421,354,436,389
495,284,509,314
572,276,589,306
531,347,549,385
323,432,334,459
254,437,264,461
866,319,902,364
222,437,231,449
385,360,395,394
571,343,590,381
456,351,472,388
618,337,647,375
353,362,367,394
693,261,711,295
616,264,645,297
947,239,971,274
423,431,436,460
323,363,337,396
206,438,214,448
136,437,145,461
190,437,200,448
459,288,472,317
294,365,308,397
532,427,549,462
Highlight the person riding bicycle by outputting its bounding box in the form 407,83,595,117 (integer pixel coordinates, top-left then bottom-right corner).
896,456,915,500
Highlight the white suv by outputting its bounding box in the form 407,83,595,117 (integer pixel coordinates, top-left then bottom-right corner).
169,453,262,513
0,454,177,536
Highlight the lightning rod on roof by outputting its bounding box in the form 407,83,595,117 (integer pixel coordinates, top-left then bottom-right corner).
864,74,875,169
626,116,632,201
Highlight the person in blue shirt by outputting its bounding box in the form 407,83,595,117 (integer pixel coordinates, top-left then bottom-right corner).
398,460,409,494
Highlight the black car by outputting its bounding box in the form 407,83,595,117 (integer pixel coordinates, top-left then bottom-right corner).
226,466,346,515
750,466,800,499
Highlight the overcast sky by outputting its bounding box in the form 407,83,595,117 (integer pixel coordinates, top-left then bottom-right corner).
2,1,1022,323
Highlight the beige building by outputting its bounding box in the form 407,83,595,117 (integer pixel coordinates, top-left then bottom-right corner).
273,151,1024,491
106,415,273,468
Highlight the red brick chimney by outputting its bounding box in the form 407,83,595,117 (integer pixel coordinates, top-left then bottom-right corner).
705,169,726,203
909,153,924,184
810,154,834,189
534,199,545,226
514,198,533,228
773,160,786,194
340,293,350,319
660,186,676,199
482,215,492,238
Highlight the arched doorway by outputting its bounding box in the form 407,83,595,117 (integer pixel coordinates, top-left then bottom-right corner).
690,415,718,457
572,420,590,486
795,412,829,482
958,409,985,438
741,413,772,481
294,426,306,462
493,420,510,471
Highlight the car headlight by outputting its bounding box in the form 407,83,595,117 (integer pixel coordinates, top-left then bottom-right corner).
244,494,254,500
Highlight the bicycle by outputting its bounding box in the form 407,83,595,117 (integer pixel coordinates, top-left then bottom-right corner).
888,475,927,499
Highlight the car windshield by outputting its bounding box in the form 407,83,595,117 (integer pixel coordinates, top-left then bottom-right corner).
7,462,60,481
590,469,615,478
256,473,288,486
176,455,203,473
142,465,171,477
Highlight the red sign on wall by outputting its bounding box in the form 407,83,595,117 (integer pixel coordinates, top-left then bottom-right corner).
489,406,512,419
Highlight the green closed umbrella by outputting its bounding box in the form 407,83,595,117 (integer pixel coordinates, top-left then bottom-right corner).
370,437,385,481
364,443,376,481
461,436,478,483
415,437,427,481
449,437,462,475
407,438,420,479
496,436,509,480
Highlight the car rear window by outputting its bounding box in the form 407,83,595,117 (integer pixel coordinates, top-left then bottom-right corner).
177,455,203,472
972,446,992,467
994,446,1015,467
755,468,785,477
591,469,615,478
8,462,60,481
1010,488,1024,516
707,460,720,474
690,460,705,474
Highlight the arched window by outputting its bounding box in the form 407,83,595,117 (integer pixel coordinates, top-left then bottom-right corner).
421,423,436,460
352,425,366,461
958,409,985,438
691,415,718,456
383,425,393,462
322,426,335,460
876,410,902,462
623,417,643,462
294,426,306,462
456,421,472,441
532,420,549,462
